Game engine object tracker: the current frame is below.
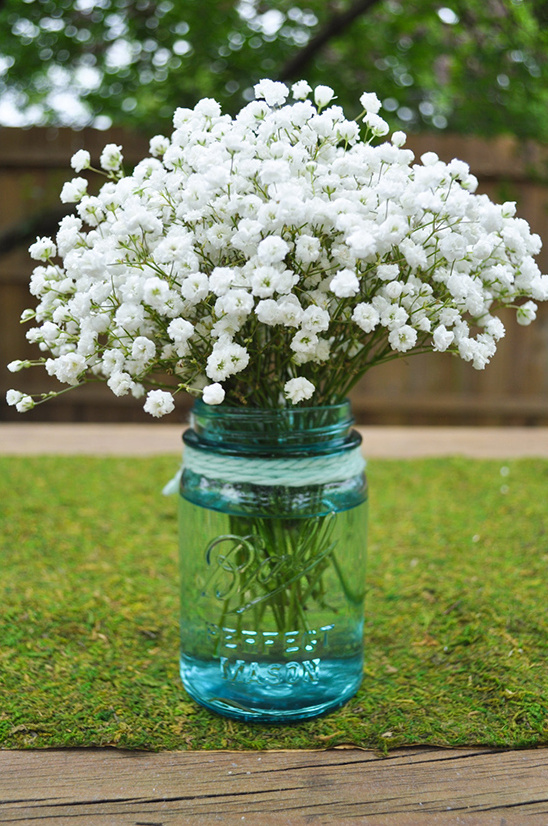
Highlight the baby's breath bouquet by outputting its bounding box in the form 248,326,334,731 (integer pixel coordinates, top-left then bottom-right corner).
7,78,548,416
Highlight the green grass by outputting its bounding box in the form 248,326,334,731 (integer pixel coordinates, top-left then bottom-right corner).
1,454,547,752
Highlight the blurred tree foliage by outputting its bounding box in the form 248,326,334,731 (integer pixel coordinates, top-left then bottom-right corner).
0,0,547,139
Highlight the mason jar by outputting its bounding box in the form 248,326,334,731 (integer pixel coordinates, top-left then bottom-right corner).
178,400,368,722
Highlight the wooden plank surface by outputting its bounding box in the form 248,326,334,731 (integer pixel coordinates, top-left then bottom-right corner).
2,423,548,457
1,747,548,825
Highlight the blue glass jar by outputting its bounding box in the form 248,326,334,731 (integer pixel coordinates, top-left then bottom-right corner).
178,401,368,722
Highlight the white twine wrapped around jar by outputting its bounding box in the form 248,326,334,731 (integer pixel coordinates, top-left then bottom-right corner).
163,445,365,494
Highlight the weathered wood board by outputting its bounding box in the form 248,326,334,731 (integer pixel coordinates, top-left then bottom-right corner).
1,747,548,825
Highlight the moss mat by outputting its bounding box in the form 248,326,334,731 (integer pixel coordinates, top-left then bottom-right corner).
1,455,547,752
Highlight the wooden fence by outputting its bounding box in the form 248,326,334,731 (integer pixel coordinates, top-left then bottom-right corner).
1,127,548,425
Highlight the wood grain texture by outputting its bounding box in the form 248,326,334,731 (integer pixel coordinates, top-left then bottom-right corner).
1,748,548,825
2,423,548,458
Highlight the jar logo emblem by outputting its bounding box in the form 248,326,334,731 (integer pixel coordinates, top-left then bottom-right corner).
204,533,265,602
203,530,335,613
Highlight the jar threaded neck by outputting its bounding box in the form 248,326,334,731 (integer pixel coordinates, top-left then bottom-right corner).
185,400,359,456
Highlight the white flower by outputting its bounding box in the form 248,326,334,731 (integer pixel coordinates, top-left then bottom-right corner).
181,272,209,304
215,289,254,318
149,135,170,157
484,317,505,341
517,301,537,325
377,264,399,282
202,383,225,405
391,131,406,147
420,151,439,166
353,303,380,333
7,360,28,372
439,308,460,327
45,353,87,385
314,85,335,108
416,316,432,333
380,304,409,330
143,389,175,417
284,376,315,403
330,269,360,298
290,329,319,355
433,325,454,352
107,371,134,396
131,336,156,364
364,112,389,136
448,159,469,179
259,159,291,185
458,337,475,362
70,150,91,172
295,234,321,264
347,228,377,258
56,214,83,256
301,305,330,332
400,239,428,270
277,295,303,327
29,237,56,261
388,324,418,352
100,143,123,172
6,390,35,412
168,318,194,343
255,299,281,326
384,281,403,300
194,98,222,117
291,80,312,100
359,92,381,114
250,266,279,298
77,196,105,227
206,340,250,381
143,277,173,310
6,389,21,405
257,236,289,264
208,250,238,282
253,79,289,107
60,177,88,203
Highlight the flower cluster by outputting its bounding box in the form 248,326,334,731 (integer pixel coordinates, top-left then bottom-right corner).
7,79,548,415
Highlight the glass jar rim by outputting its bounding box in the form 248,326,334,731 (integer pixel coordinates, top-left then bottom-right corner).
185,398,360,456
192,399,353,416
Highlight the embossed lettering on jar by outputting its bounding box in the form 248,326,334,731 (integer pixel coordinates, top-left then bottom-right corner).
178,401,368,722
